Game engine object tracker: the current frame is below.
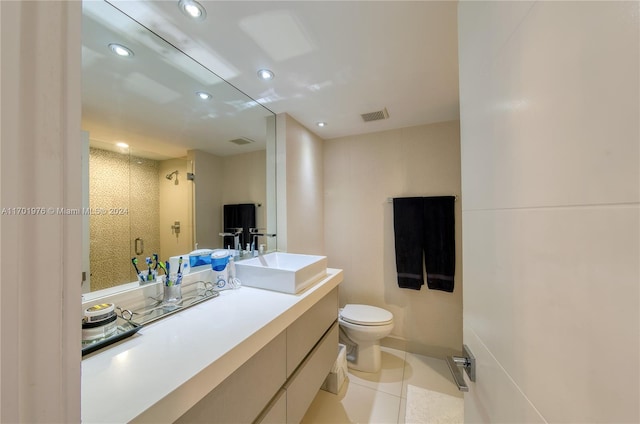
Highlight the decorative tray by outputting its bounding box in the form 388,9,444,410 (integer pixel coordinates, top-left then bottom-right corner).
81,281,220,356
81,317,142,356
122,281,220,326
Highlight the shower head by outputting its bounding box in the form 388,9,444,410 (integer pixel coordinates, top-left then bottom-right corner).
166,170,178,180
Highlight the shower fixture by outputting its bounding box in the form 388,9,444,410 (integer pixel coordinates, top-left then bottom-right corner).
166,170,179,180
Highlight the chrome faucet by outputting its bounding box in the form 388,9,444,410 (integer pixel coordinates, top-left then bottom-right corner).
249,228,276,256
218,228,243,253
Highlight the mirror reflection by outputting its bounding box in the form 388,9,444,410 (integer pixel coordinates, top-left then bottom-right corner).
81,1,276,293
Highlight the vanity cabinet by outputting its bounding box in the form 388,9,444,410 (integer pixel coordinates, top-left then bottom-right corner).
177,288,338,424
256,389,286,423
283,322,338,423
176,331,286,424
286,288,338,377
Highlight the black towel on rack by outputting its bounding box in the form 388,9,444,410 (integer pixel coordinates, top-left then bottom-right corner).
393,197,425,290
423,196,455,292
392,196,456,292
223,204,256,249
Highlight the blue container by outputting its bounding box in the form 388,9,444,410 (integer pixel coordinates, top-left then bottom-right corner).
211,252,230,271
190,253,212,268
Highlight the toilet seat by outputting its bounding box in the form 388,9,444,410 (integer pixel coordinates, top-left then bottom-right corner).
340,304,393,326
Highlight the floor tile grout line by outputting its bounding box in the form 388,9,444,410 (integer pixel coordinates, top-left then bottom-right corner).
345,371,404,397
343,347,408,424
347,347,408,398
400,351,411,400
397,349,408,424
343,374,405,400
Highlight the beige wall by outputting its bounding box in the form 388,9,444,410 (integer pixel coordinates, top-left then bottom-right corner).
159,158,193,258
222,150,267,233
459,1,639,422
0,1,82,421
190,150,223,249
191,149,267,250
277,113,325,255
324,121,462,358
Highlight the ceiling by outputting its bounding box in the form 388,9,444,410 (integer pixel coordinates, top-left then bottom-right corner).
106,0,460,141
83,0,275,159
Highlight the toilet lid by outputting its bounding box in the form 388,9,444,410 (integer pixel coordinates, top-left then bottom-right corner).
340,304,393,326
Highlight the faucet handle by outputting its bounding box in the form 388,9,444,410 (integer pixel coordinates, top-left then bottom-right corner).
249,228,276,237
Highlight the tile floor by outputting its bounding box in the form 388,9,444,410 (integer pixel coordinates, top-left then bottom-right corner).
301,347,463,424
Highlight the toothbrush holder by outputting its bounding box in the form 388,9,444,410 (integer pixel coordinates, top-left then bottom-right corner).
163,273,182,310
138,269,158,285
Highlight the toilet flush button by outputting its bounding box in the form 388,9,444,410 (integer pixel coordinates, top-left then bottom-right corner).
341,304,393,325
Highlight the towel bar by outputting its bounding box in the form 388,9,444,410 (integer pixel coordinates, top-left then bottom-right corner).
387,195,457,203
446,344,476,392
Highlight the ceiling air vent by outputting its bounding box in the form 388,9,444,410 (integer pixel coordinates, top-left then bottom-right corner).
228,137,255,146
361,108,389,122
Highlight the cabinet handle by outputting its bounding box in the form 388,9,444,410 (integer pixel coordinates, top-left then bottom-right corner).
135,237,144,255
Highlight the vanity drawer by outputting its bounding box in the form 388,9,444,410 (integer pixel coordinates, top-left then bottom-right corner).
253,388,286,424
285,321,338,424
286,287,338,376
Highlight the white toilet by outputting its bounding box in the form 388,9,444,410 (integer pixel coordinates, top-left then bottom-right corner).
338,304,394,373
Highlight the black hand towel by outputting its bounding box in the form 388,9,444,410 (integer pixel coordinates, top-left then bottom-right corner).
423,196,455,292
393,197,425,290
223,204,256,249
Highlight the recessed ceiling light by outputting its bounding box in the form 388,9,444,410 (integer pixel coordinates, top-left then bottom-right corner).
196,91,212,100
257,69,275,81
316,122,327,127
116,142,129,148
108,43,134,58
179,0,206,20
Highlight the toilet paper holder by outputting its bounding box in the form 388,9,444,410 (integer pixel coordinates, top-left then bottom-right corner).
446,344,476,392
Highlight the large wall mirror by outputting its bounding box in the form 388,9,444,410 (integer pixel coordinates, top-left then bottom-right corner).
82,1,277,294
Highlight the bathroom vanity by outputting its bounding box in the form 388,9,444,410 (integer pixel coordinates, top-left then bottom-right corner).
81,269,342,423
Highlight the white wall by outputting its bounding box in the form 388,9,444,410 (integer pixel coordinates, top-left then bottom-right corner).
459,2,639,422
0,1,82,421
276,114,325,255
324,121,462,358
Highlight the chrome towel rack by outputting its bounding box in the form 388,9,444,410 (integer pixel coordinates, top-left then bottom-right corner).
387,195,457,203
446,344,476,392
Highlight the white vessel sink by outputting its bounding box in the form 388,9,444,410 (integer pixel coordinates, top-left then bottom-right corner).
235,252,327,294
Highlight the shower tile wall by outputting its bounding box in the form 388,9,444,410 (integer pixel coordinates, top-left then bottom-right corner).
89,147,160,291
129,157,160,281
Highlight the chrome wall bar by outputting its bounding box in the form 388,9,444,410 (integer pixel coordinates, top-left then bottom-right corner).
387,195,457,203
446,344,476,392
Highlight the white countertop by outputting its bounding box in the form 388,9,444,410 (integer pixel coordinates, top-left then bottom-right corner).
81,269,343,423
